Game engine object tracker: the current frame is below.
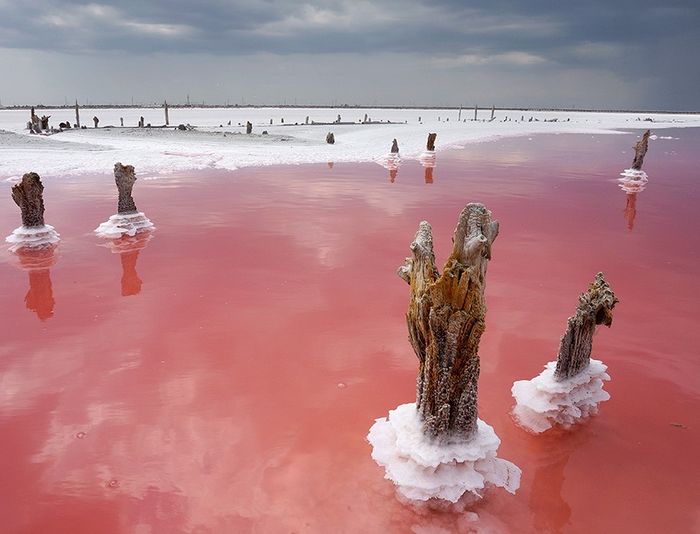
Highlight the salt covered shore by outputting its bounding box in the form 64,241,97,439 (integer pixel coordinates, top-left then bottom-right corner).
1,107,698,180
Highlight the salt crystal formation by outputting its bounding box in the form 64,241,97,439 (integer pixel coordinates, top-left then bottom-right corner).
95,163,154,238
512,273,618,433
368,204,521,504
6,172,60,250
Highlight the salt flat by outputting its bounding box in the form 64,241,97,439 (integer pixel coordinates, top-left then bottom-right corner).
1,107,698,179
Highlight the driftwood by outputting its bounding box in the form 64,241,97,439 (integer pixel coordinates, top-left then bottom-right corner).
326,132,335,144
426,133,436,151
114,163,138,214
12,173,45,227
391,139,399,153
398,203,499,442
554,273,618,380
631,130,650,170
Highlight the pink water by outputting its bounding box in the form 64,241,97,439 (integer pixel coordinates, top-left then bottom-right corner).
1,131,698,533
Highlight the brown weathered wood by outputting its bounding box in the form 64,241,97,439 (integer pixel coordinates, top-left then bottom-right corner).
114,163,138,214
11,172,45,227
426,133,436,151
246,121,252,134
326,132,335,144
398,203,499,442
631,130,650,170
554,273,618,380
391,139,399,153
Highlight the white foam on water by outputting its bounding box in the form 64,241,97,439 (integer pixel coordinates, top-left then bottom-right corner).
367,403,521,504
511,359,610,434
94,212,155,238
5,225,60,251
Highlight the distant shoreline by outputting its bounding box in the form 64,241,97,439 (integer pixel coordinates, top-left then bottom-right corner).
1,104,699,115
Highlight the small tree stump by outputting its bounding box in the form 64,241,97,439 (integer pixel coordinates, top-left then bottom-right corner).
12,173,46,227
93,116,99,128
398,203,499,442
554,273,618,380
114,163,138,214
391,139,399,153
426,133,436,151
326,132,335,144
631,130,650,170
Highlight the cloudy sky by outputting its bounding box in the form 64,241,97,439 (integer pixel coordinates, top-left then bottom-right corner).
1,0,698,110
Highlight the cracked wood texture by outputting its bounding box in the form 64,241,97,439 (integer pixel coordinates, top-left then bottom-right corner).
114,162,138,214
398,203,499,442
12,172,45,227
426,133,436,151
554,273,618,380
632,130,650,170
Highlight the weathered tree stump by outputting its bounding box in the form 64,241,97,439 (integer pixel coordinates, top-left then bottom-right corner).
75,101,80,128
246,121,252,134
554,273,618,380
631,130,650,170
426,133,436,151
114,163,138,214
93,116,99,128
397,203,499,442
164,101,170,126
40,116,50,130
11,173,46,227
391,139,399,153
326,132,335,144
491,105,495,121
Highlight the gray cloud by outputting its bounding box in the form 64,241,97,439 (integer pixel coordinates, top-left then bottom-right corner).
0,0,698,109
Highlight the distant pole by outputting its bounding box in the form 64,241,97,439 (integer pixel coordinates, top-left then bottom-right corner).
458,106,462,122
491,105,495,121
164,101,169,126
75,101,80,128
474,105,478,121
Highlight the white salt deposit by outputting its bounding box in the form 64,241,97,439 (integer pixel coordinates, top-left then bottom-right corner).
376,153,401,171
94,212,154,238
5,224,60,251
418,151,436,168
511,359,610,434
619,168,649,180
367,403,521,503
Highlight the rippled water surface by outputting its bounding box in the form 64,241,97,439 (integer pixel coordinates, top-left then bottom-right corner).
1,130,698,533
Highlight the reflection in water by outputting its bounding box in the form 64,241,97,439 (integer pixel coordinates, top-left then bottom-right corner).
327,162,334,169
12,244,57,321
419,151,436,184
101,231,153,296
530,431,588,534
618,176,647,231
378,153,401,183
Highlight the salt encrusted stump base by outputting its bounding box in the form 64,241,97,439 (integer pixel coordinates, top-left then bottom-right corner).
418,151,436,168
6,225,60,251
511,359,610,434
94,212,154,238
367,403,521,503
377,153,401,171
619,168,648,181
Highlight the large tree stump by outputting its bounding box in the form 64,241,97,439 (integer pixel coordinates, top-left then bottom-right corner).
631,130,650,170
554,273,618,380
114,163,138,214
398,203,499,442
12,173,46,227
426,133,436,151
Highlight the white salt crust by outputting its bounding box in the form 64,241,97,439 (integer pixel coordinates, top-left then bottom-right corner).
376,153,401,170
619,168,648,180
94,212,154,238
418,151,436,168
367,403,521,503
5,225,60,250
511,359,610,434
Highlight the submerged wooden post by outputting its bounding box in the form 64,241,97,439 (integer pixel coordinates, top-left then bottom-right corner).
397,203,499,441
114,163,138,214
391,139,399,153
164,101,170,126
75,100,80,128
426,133,436,151
12,173,45,227
631,130,650,170
554,273,618,380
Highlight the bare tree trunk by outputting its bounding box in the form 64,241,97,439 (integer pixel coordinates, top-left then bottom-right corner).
398,203,499,442
426,133,436,151
554,273,618,380
631,130,650,170
114,163,138,214
11,173,45,227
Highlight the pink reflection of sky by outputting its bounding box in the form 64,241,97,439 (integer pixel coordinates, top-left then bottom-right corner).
0,131,699,533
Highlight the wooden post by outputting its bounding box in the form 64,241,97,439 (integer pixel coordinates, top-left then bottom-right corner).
326,132,335,144
114,163,138,214
164,101,169,126
474,105,478,121
554,273,618,380
397,204,499,441
246,121,252,134
458,107,462,122
631,130,651,170
11,173,46,227
75,100,80,128
491,105,495,121
426,133,436,151
391,139,399,153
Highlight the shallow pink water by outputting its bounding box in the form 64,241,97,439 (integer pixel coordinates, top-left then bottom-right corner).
1,131,699,533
